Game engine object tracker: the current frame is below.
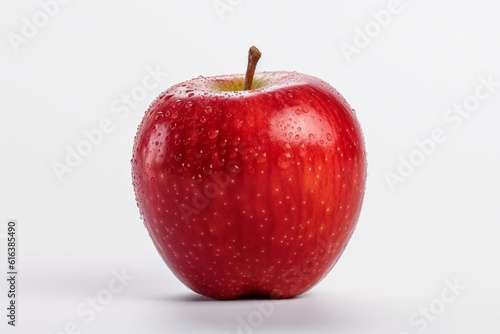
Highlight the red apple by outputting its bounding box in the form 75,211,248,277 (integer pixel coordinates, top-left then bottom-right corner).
132,47,367,299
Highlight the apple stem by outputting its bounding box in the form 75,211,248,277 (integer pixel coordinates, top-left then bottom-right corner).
243,46,262,90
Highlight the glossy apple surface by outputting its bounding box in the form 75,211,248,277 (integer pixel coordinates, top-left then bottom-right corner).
132,71,367,299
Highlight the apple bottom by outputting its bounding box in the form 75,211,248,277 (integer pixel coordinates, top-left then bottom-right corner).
142,152,363,299
150,219,354,300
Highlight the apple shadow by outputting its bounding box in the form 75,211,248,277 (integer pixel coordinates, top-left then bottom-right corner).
145,290,406,334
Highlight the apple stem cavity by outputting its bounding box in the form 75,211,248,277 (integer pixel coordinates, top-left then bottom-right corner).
243,46,262,91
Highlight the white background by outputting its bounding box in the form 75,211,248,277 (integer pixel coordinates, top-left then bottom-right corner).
1,0,499,333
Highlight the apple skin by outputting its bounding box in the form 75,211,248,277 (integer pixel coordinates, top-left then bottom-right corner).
132,71,367,299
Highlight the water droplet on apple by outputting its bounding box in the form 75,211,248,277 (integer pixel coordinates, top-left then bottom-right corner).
257,152,267,163
326,133,333,141
171,112,179,120
185,101,193,109
162,94,174,101
298,143,307,157
174,152,182,162
297,127,301,132
288,93,293,98
187,93,195,97
295,134,300,140
193,174,203,184
208,129,219,139
170,122,177,130
205,106,213,114
308,134,316,141
229,164,241,174
277,152,293,169
199,115,206,123
173,99,182,108
165,168,172,175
